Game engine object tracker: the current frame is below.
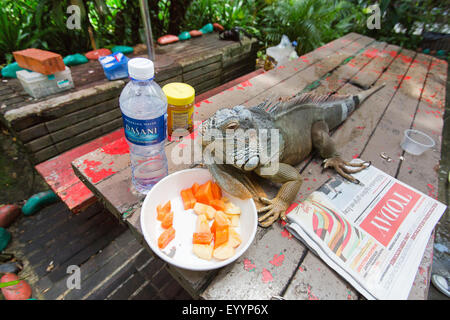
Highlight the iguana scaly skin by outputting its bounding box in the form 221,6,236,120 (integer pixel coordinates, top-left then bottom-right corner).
199,84,385,227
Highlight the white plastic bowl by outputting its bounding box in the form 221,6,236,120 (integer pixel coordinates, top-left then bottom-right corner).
140,168,258,271
400,129,435,156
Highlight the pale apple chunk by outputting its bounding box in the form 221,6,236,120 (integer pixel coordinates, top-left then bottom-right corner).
228,229,242,248
226,214,240,227
195,214,210,233
213,243,235,260
224,201,241,215
193,202,216,220
193,243,213,260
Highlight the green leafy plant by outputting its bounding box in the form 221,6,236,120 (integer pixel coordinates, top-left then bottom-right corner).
261,0,356,55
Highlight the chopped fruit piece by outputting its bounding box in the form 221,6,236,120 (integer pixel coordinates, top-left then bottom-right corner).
193,243,213,260
157,200,171,221
214,211,230,229
209,199,225,211
213,242,235,260
224,201,241,215
193,202,216,220
193,232,213,244
158,227,175,249
194,181,214,205
195,214,210,233
211,182,222,199
229,229,242,248
214,226,229,249
161,211,173,229
191,182,200,195
181,188,196,210
226,214,240,227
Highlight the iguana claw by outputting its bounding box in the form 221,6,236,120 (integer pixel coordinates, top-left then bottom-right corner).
257,196,290,228
322,157,370,184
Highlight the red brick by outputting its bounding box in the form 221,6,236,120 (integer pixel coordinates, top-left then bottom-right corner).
13,48,65,75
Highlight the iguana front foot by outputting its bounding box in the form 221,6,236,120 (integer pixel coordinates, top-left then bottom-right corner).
257,196,290,228
322,157,371,184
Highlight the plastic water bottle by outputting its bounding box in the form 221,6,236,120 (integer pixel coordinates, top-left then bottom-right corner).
119,58,168,194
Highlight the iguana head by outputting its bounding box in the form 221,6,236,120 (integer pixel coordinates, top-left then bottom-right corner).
199,105,281,171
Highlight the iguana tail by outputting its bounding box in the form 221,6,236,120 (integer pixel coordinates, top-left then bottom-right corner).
355,83,386,105
324,83,386,129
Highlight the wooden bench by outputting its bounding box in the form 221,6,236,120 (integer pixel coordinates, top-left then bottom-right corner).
0,33,258,164
35,69,265,213
71,33,447,299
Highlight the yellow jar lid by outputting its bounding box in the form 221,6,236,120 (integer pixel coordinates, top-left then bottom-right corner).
162,82,195,106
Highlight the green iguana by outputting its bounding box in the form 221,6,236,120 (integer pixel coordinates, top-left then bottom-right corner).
199,84,385,227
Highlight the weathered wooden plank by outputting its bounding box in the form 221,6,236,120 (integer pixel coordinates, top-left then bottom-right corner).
281,48,419,300
4,81,125,132
45,98,118,133
200,36,376,300
357,52,432,178
283,252,359,300
55,118,122,154
242,36,376,108
192,33,365,122
396,57,447,195
183,61,222,82
312,41,390,95
17,123,49,143
25,134,54,153
396,56,447,300
51,108,122,144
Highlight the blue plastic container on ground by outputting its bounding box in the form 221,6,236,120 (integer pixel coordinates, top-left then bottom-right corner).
99,52,129,80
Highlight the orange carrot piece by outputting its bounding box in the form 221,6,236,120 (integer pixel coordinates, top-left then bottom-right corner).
214,227,229,249
158,227,175,249
192,232,213,245
211,182,222,200
214,211,230,229
194,181,214,205
181,188,196,209
209,199,225,211
157,200,171,221
191,182,200,196
161,211,173,229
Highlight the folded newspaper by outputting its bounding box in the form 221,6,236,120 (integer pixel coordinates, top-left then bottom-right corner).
285,161,446,300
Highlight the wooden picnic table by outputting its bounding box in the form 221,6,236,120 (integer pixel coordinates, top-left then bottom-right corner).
71,33,447,300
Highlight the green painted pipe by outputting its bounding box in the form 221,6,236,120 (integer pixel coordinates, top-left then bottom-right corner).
0,228,11,252
21,191,59,216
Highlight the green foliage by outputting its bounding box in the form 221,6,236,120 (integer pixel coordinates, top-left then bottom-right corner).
0,1,46,64
0,0,447,66
347,0,448,50
261,0,357,55
183,0,264,37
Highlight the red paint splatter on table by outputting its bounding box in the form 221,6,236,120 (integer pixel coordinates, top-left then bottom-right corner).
262,268,273,283
83,159,116,184
243,258,256,272
307,285,319,300
281,228,292,239
363,48,379,59
269,253,285,267
101,137,129,155
240,80,253,88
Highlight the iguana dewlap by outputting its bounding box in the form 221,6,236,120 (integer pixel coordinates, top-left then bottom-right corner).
200,84,384,227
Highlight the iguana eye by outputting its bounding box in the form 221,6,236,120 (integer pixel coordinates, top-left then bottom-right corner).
226,122,239,130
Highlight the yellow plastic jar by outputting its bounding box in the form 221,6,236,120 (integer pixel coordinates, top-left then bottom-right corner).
162,82,195,137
